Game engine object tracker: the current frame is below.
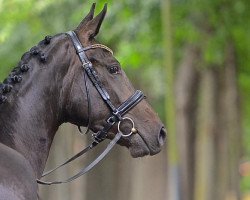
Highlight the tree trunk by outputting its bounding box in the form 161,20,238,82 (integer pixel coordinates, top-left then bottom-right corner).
174,43,241,200
161,0,180,199
214,44,241,200
194,68,217,200
175,45,200,200
193,44,241,200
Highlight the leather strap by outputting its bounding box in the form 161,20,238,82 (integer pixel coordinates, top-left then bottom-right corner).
40,144,94,178
37,132,122,185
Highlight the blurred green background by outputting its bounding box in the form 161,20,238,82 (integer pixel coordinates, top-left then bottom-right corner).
0,0,250,200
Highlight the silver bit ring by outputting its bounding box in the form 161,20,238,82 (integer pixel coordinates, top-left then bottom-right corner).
118,117,137,137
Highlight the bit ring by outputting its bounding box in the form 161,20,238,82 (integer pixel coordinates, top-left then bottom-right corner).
118,117,137,137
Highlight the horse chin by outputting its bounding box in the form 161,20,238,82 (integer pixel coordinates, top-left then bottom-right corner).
129,146,150,158
115,134,150,157
128,134,151,158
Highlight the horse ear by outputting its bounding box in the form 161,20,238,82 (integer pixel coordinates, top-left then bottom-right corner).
85,3,107,38
76,3,96,30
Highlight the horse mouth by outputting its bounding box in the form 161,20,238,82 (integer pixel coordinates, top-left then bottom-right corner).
128,132,161,158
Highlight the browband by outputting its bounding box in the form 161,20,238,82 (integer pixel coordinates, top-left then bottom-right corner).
83,44,113,55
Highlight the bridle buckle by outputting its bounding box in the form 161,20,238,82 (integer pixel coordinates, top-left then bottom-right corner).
112,109,122,121
106,116,116,125
82,62,92,68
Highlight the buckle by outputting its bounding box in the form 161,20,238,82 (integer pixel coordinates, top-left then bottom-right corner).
112,110,122,121
106,116,116,125
92,131,107,143
82,62,92,69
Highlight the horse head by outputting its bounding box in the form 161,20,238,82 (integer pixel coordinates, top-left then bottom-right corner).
60,4,166,157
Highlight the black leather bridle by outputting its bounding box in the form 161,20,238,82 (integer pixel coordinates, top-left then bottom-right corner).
37,31,144,185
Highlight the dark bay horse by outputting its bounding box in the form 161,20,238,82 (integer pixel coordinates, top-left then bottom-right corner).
0,4,166,200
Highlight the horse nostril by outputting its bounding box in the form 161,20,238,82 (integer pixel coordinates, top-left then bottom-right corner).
158,127,167,146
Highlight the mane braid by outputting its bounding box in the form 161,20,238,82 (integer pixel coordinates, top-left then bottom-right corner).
0,35,53,105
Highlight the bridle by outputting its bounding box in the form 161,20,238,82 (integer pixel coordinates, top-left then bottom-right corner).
37,31,144,185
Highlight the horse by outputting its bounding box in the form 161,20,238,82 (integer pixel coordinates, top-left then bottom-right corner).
0,3,166,200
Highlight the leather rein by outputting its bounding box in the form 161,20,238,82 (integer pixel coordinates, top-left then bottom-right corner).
37,31,144,185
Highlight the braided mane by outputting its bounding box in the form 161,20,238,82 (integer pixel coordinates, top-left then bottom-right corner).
0,34,114,105
0,36,53,105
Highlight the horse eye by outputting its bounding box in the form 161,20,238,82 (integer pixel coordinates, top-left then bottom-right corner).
108,66,119,74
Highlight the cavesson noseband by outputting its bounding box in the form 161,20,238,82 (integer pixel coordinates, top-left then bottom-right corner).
37,31,144,185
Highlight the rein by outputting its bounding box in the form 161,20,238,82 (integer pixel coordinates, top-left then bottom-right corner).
37,31,144,185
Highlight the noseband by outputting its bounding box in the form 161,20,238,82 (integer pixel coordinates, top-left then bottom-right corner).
37,31,144,185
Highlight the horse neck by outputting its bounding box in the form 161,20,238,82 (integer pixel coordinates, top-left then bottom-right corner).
0,59,65,178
